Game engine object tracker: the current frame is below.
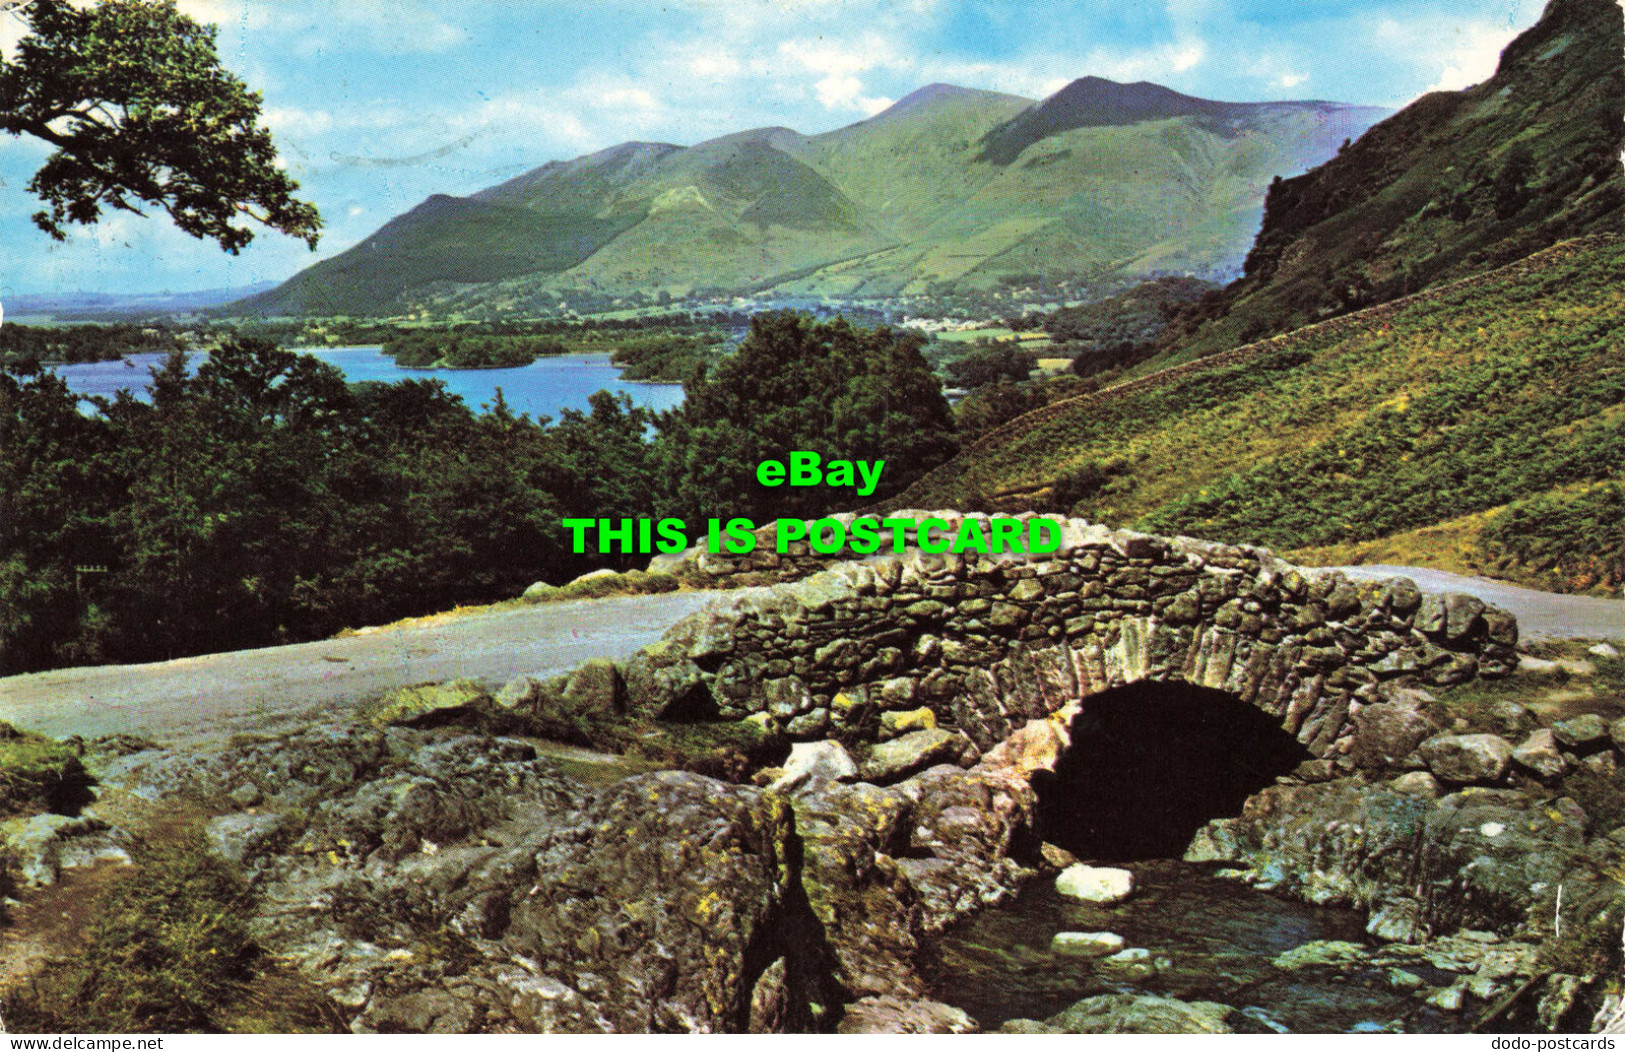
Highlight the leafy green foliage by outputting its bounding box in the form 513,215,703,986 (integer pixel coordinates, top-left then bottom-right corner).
653,312,957,523
607,333,723,382
383,332,568,369
0,322,183,366
1479,483,1625,593
944,343,1037,389
1044,276,1215,347
952,375,1102,442
894,236,1625,594
0,0,320,252
2,314,958,671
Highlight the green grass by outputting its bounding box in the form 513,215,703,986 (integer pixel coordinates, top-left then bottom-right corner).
892,236,1625,595
0,722,89,819
1,829,340,1033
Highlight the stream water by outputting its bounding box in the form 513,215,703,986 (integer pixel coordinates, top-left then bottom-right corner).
928,860,1457,1034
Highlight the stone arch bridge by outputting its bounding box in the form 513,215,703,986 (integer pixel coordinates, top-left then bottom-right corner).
629,513,1519,768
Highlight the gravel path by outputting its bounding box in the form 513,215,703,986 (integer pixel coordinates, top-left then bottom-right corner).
1327,565,1623,642
0,592,715,746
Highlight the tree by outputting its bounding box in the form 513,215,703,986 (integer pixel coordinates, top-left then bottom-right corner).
654,312,956,523
946,343,1037,389
0,0,320,251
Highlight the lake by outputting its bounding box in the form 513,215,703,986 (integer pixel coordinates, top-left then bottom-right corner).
47,345,686,420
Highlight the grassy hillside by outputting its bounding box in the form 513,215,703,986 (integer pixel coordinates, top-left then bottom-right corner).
887,236,1625,595
1157,0,1625,362
238,80,1385,317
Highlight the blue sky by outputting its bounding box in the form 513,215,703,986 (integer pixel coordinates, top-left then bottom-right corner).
0,0,1547,298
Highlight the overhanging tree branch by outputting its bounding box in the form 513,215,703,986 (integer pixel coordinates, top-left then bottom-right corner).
0,0,321,253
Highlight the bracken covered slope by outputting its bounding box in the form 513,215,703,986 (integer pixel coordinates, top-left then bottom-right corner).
886,236,1625,595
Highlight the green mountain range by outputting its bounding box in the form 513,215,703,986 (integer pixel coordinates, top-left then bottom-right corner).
239,79,1386,317
887,0,1625,595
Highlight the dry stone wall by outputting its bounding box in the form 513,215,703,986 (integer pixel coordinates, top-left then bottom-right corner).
631,516,1519,765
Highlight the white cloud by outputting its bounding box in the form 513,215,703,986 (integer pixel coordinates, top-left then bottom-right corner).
1422,23,1519,92
1276,72,1308,89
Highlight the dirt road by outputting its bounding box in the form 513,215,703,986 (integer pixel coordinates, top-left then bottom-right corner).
1329,565,1623,642
0,592,715,745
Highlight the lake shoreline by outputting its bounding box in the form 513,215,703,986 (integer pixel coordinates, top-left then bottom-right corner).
51,346,686,420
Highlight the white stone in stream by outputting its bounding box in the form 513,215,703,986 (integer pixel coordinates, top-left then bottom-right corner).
1055,864,1134,904
1051,932,1125,957
1590,643,1620,659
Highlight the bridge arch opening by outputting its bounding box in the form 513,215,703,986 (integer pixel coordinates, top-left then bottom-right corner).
1031,680,1312,862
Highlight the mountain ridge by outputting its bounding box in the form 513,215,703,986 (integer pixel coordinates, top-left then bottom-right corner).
237,77,1386,317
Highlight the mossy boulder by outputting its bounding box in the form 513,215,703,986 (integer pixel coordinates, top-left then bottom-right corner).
365,680,492,728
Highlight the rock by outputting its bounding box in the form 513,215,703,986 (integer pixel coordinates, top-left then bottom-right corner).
1518,655,1562,674
1583,751,1617,775
890,763,1037,932
1191,777,1586,949
508,771,799,1032
1055,864,1134,904
205,812,286,865
769,740,858,792
1511,729,1567,779
1418,734,1513,784
1349,704,1438,770
789,779,923,998
1388,969,1424,991
979,718,1067,778
1609,717,1625,752
521,581,557,600
1040,842,1080,870
1366,897,1425,942
836,997,977,1034
560,658,625,717
1590,643,1620,659
1425,984,1466,1012
228,782,263,808
879,707,938,739
1484,701,1537,741
1095,947,1157,982
1444,593,1486,641
366,679,490,727
1389,772,1441,798
1552,713,1610,750
1273,940,1369,971
358,988,476,1033
860,729,962,783
1051,931,1125,957
503,973,612,1033
1044,994,1233,1034
0,813,128,888
494,676,541,710
1537,974,1587,1031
